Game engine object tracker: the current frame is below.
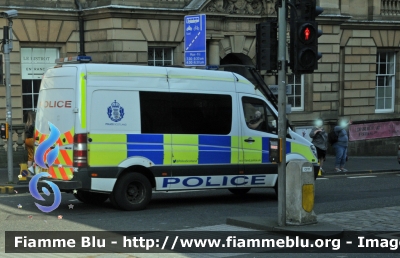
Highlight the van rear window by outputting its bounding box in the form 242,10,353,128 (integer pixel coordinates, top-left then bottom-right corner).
140,92,232,135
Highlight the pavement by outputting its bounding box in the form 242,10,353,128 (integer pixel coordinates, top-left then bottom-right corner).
226,155,400,239
0,157,400,256
321,155,400,174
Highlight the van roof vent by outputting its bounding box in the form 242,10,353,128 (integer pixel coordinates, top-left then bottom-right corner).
55,55,92,64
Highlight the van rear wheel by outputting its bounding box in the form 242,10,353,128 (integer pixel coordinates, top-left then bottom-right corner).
74,191,109,205
228,188,251,195
113,172,152,211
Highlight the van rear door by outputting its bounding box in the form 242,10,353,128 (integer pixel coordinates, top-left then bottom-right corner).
35,66,77,180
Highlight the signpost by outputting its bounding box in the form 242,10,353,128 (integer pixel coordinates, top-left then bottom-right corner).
1,10,17,183
277,0,287,227
184,14,206,66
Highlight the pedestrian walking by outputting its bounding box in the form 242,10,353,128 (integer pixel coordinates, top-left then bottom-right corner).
309,118,328,173
333,119,351,172
25,110,36,174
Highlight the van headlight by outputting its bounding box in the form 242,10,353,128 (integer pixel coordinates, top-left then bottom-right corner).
310,145,318,159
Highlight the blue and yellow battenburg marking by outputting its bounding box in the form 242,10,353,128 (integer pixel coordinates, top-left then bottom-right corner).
87,134,314,167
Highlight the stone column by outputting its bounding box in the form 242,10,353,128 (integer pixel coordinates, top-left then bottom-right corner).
208,40,220,65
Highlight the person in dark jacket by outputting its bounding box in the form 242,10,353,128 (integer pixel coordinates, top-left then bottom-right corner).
309,118,328,173
333,119,351,172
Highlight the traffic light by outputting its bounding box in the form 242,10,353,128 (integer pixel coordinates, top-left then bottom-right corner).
290,0,323,74
0,123,8,139
256,21,277,71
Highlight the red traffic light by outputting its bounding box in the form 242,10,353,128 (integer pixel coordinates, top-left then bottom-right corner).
304,27,310,40
298,23,316,44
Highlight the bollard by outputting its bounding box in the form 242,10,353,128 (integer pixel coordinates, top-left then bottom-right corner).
286,159,317,225
5,186,13,193
19,163,28,182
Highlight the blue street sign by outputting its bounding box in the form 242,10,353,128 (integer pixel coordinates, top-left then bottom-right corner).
184,14,206,66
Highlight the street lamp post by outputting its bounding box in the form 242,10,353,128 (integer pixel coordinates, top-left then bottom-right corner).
1,10,18,183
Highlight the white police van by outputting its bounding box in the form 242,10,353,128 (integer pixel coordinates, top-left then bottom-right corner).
35,56,319,211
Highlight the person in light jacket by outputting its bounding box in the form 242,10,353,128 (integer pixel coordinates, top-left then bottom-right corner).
309,118,328,173
333,119,352,173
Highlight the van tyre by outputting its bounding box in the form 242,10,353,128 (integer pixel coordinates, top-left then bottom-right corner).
113,172,152,211
74,191,109,205
228,188,251,195
109,192,121,209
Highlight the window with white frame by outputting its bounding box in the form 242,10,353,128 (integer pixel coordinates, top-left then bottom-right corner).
22,80,41,115
287,73,304,111
148,48,173,66
376,51,396,113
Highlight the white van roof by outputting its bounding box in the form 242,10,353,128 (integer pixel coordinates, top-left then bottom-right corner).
58,63,256,94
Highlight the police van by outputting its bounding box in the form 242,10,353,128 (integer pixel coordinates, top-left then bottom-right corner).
35,56,319,211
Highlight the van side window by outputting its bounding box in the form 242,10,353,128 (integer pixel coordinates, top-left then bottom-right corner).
242,97,277,134
140,92,232,135
140,92,172,134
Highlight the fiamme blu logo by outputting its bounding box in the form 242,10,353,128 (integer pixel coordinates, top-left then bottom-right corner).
29,122,62,213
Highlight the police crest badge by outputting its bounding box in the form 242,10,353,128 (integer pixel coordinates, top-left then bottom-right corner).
107,100,125,122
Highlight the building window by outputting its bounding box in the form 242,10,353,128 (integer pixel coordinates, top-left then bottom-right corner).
287,73,304,111
21,48,59,119
376,51,396,113
148,48,173,66
22,80,41,115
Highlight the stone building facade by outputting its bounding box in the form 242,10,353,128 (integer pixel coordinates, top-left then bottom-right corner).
0,0,399,156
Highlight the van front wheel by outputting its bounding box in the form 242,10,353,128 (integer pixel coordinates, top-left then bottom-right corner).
228,188,251,195
113,172,152,211
74,191,109,205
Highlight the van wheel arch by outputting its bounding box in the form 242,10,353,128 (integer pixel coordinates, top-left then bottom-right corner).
117,165,156,188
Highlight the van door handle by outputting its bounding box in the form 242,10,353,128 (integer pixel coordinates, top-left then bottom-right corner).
244,137,255,143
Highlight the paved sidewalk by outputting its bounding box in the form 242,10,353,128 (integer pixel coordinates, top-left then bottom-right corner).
318,206,400,231
320,155,399,174
0,167,30,194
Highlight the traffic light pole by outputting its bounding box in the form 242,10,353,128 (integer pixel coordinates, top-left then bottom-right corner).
277,0,287,227
4,19,14,183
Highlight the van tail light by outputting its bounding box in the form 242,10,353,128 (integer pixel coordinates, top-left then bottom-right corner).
73,134,87,167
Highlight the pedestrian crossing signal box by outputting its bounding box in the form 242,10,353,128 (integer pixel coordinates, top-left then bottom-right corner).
269,138,281,163
0,123,8,139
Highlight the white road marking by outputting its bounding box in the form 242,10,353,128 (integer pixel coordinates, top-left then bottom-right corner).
347,176,377,179
316,178,328,180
